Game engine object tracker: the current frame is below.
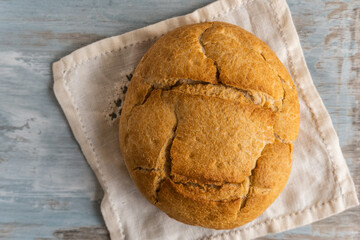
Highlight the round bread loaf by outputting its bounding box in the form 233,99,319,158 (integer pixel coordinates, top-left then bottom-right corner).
119,22,300,229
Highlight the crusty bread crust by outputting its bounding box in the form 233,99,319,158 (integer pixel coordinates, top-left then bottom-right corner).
119,22,300,229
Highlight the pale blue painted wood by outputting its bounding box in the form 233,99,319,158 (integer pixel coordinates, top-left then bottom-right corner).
0,0,358,239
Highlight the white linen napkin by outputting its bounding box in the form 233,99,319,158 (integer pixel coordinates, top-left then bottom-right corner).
52,0,359,239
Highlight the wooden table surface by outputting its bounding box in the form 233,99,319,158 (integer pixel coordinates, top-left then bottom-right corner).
0,0,359,239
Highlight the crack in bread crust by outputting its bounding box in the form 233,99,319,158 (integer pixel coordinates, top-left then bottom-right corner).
239,162,256,210
168,79,278,109
238,140,269,211
198,25,286,107
133,167,159,172
198,24,221,82
260,52,267,61
128,78,281,118
274,133,287,143
124,85,154,126
155,176,251,203
172,178,247,189
153,109,178,203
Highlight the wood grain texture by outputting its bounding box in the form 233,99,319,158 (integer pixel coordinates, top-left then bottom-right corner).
53,227,110,240
0,0,358,239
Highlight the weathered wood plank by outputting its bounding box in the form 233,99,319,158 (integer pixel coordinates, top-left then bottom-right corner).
53,227,110,240
0,0,358,239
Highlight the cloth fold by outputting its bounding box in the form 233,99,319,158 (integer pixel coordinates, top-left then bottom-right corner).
53,0,359,239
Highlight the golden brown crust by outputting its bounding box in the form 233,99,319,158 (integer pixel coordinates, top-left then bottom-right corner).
136,23,217,86
119,22,300,229
156,140,292,229
168,91,274,184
